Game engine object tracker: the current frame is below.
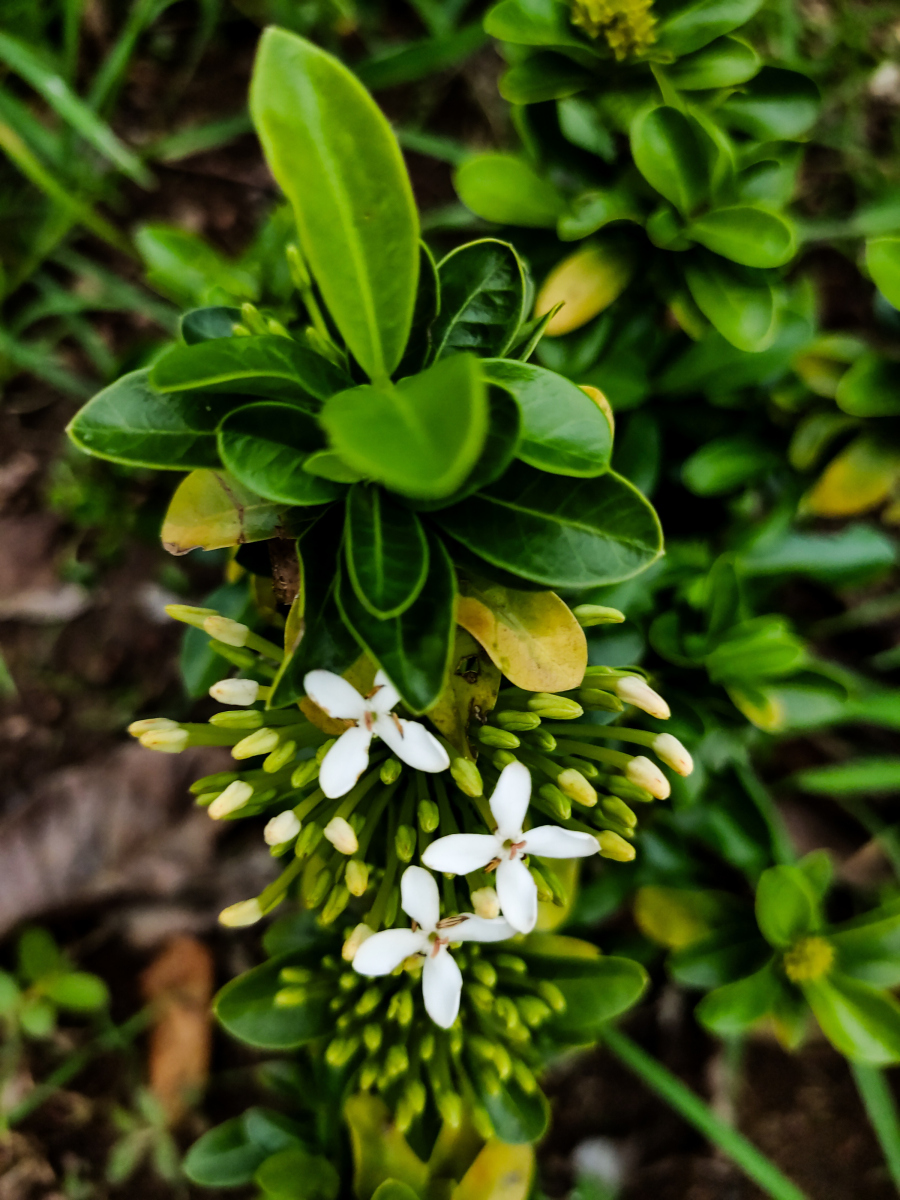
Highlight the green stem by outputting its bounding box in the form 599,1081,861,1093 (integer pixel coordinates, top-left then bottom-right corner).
851,1063,900,1192
603,1026,808,1200
734,761,796,868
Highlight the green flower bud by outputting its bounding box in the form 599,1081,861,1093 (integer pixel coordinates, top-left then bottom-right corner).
477,725,520,749
384,887,400,928
356,986,382,1016
529,864,554,904
479,1066,502,1098
164,604,218,630
495,954,527,974
325,1036,359,1068
264,740,297,774
597,830,636,861
527,693,583,719
512,1059,538,1094
557,768,597,808
380,757,402,784
307,867,333,909
473,1106,494,1140
417,799,440,833
538,783,571,821
538,980,567,1012
274,987,307,1007
420,1032,435,1061
320,883,350,926
450,757,484,797
472,960,497,989
492,1043,513,1080
524,728,557,752
439,1092,464,1128
606,776,654,804
291,758,320,789
232,727,280,760
385,1044,409,1079
517,996,552,1027
577,687,625,713
295,821,324,860
494,710,542,732
363,1024,383,1053
190,771,239,795
601,796,637,828
468,983,494,1012
315,738,336,764
572,604,625,627
359,1061,379,1090
395,823,416,863
280,966,313,985
388,989,414,1027
338,972,358,991
345,859,370,897
209,709,264,729
492,750,518,770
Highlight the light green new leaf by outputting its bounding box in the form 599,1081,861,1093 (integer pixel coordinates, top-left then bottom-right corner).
685,251,775,351
320,352,488,500
696,962,783,1036
804,973,900,1065
454,153,568,228
755,865,820,948
484,0,590,50
250,29,419,381
655,0,765,56
631,107,714,216
217,403,344,506
135,225,259,308
865,237,900,310
685,206,795,268
666,35,761,90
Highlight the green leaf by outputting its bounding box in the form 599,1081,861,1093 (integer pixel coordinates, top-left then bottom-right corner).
482,359,611,477
656,0,765,56
135,224,259,308
250,29,419,381
684,252,775,351
181,306,242,344
755,865,820,949
151,335,349,407
557,98,617,161
320,352,489,501
720,67,820,140
435,464,663,588
255,1148,339,1200
67,370,239,471
215,955,332,1049
0,971,21,1015
669,930,770,989
499,52,592,103
696,961,783,1036
432,239,528,361
705,616,806,682
835,353,900,417
484,0,590,50
17,927,64,983
357,23,487,90
20,997,56,1038
793,758,900,797
454,154,567,228
685,207,795,268
558,188,640,241
665,36,760,90
218,403,344,506
371,1183,420,1200
184,1110,305,1187
345,1094,429,1200
631,106,714,216
476,1075,550,1144
345,484,430,619
682,435,779,495
866,236,900,310
804,973,900,1065
43,972,109,1012
541,955,649,1041
397,243,440,375
832,911,900,988
337,531,457,713
161,469,288,555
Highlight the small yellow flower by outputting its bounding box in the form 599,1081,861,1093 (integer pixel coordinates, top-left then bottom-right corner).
783,935,835,983
571,0,657,60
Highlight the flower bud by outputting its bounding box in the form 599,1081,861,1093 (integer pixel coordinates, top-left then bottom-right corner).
264,740,297,773
388,989,414,1027
219,898,262,927
477,725,520,750
557,768,597,808
470,887,500,919
496,954,527,974
576,688,624,713
385,1045,408,1078
653,732,693,776
164,604,217,629
342,923,374,962
345,859,370,896
307,868,333,909
128,717,178,737
324,816,358,855
626,755,670,799
537,980,566,1012
315,738,336,764
359,1062,379,1090
264,810,301,846
601,796,637,829
210,709,264,729
526,693,583,719
529,864,554,904
203,615,250,647
525,728,557,752
232,727,280,759
139,728,188,754
538,783,571,821
209,780,254,819
512,1060,538,1094
291,759,320,789
438,1092,464,1128
468,983,494,1012
450,757,483,797
517,996,552,1027
606,776,654,804
209,678,260,706
492,751,518,770
275,987,307,1007
494,710,542,732
597,830,636,861
363,1024,382,1053
395,824,416,863
190,771,238,795
295,821,323,860
417,799,440,832
472,959,497,988
572,604,625,627
380,757,402,784
325,1035,359,1068
614,675,670,719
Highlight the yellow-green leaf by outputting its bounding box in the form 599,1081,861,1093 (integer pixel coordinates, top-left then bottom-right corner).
451,1140,533,1200
345,1094,428,1200
535,242,634,336
428,630,501,757
161,469,286,555
803,436,900,518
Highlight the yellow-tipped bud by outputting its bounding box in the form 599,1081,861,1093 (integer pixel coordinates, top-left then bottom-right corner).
264,810,301,846
323,816,358,855
342,923,374,962
626,755,670,799
232,727,280,760
219,898,263,927
653,733,693,776
615,675,670,719
128,717,178,737
346,859,370,896
209,678,260,706
209,780,254,819
139,728,188,754
557,768,598,807
597,830,636,861
572,604,625,626
203,615,250,647
164,604,217,629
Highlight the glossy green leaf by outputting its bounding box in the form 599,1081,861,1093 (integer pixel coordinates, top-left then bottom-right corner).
476,1075,550,1145
557,97,617,161
454,154,568,228
682,435,778,495
151,335,348,406
793,758,900,797
500,52,592,103
684,252,775,351
484,0,590,50
705,616,806,681
740,525,896,586
337,531,456,713
670,930,770,989
345,484,430,618
215,955,332,1049
685,206,795,268
631,106,714,215
804,973,900,1065
720,67,820,140
320,352,488,501
665,35,760,89
482,359,612,476
538,955,649,1041
432,239,528,361
436,464,663,588
43,972,109,1011
184,1110,305,1188
557,188,641,240
67,370,238,470
866,236,900,310
135,224,259,308
835,353,900,417
250,29,419,381
218,403,343,506
397,243,440,376
181,306,242,344
755,865,820,949
696,961,783,1036
832,910,900,988
656,0,764,56
255,1148,339,1200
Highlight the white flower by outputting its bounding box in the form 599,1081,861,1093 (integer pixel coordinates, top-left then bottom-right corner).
614,676,670,720
352,866,512,1028
652,733,693,776
421,761,599,935
264,810,301,846
304,669,450,799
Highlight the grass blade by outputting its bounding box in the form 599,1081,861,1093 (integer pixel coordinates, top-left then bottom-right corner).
851,1063,900,1191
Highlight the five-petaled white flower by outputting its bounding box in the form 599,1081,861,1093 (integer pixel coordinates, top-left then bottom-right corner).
304,669,449,799
352,866,513,1028
422,761,599,935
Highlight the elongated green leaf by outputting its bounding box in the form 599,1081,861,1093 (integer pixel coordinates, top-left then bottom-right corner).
435,464,663,587
631,107,713,216
397,243,440,375
832,912,900,988
666,35,760,89
685,206,795,268
320,352,488,500
755,865,820,949
720,67,820,140
152,335,348,406
484,0,590,50
337,531,456,713
794,758,900,797
215,955,332,1049
454,154,567,228
135,225,259,307
345,484,430,618
476,1076,549,1145
432,239,528,361
696,962,783,1036
682,435,778,495
500,52,592,103
685,251,775,351
255,1148,339,1200
536,954,649,1041
866,237,900,310
67,370,240,470
656,0,764,56
250,29,418,381
804,973,900,1065
482,359,612,477
218,403,344,506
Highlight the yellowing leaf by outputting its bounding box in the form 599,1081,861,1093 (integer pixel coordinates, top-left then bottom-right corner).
451,1140,533,1200
535,242,633,336
536,858,579,933
345,1093,428,1200
634,886,719,949
428,630,501,757
803,436,900,518
161,469,285,555
456,578,587,693
726,683,785,732
579,384,615,437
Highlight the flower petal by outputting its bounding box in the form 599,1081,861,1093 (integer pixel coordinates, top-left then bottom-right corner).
370,670,401,714
422,946,462,1028
422,833,500,876
489,760,531,839
373,714,450,773
318,725,372,798
496,856,538,934
524,826,600,859
352,927,427,976
400,865,440,931
452,913,516,943
304,669,366,720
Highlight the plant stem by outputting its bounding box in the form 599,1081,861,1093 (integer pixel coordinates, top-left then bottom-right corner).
734,760,796,867
851,1063,900,1191
602,1026,808,1200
